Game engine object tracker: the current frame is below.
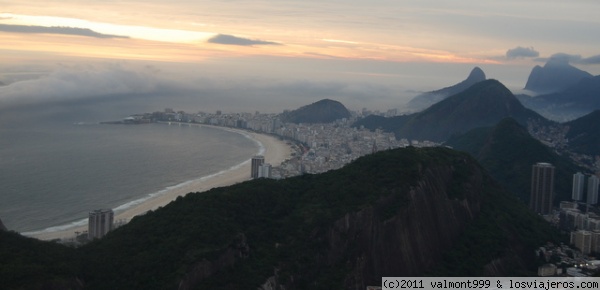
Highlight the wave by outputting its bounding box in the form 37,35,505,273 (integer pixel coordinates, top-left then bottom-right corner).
23,126,265,237
22,218,89,236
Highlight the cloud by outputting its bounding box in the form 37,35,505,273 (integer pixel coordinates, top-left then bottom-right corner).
0,64,159,107
506,46,539,59
535,52,582,64
549,53,582,63
207,34,281,46
579,55,600,65
0,24,129,39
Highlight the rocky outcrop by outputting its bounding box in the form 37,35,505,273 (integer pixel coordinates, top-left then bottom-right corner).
178,233,250,290
338,165,483,289
271,162,485,290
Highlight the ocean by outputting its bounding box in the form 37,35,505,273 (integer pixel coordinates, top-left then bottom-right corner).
0,97,259,234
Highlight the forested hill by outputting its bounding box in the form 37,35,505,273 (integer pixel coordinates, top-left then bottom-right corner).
565,109,600,156
446,118,585,204
279,98,351,123
1,147,559,290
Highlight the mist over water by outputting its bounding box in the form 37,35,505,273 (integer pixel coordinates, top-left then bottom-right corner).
0,97,258,233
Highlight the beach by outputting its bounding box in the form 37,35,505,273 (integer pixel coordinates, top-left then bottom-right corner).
27,126,294,241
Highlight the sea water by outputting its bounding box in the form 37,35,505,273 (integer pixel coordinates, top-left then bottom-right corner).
0,98,259,233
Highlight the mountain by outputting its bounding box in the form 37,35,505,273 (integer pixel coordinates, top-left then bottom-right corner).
565,110,600,156
279,99,351,123
519,75,600,121
397,79,547,142
524,58,592,94
0,217,6,231
405,67,486,111
1,147,559,289
356,79,548,142
446,118,585,203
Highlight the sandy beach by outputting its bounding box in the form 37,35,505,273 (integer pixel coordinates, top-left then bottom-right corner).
27,126,294,241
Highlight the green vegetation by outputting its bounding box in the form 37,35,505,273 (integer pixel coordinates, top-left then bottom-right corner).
447,118,585,204
431,177,561,276
79,147,439,289
0,231,81,289
1,147,560,289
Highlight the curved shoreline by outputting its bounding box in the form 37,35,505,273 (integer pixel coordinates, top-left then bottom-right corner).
25,125,293,241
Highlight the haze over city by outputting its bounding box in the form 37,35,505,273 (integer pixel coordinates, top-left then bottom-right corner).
2,0,600,113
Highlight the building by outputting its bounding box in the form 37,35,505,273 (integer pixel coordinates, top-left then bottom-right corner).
530,163,555,215
559,209,581,231
588,175,599,205
538,263,557,276
258,163,272,178
88,209,114,240
251,155,265,179
573,172,585,201
592,231,600,253
571,230,592,255
560,201,578,210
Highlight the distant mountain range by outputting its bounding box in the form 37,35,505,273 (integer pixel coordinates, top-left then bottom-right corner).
279,99,351,123
518,75,600,121
356,79,548,142
405,67,486,111
0,147,559,289
446,118,585,204
524,58,593,94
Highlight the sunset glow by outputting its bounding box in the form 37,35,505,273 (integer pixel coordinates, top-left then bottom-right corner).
1,0,600,108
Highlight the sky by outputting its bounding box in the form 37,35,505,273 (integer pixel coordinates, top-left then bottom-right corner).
1,0,600,113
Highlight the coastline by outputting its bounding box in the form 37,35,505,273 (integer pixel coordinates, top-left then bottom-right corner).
25,125,294,241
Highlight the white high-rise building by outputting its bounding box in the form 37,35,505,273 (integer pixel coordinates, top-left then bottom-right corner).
572,172,585,201
258,163,272,178
571,230,592,255
588,175,599,205
88,209,114,240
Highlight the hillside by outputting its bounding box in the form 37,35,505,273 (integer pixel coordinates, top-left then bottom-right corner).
279,99,351,123
565,110,600,156
524,58,592,93
0,147,560,289
446,118,585,203
0,217,6,231
405,67,486,111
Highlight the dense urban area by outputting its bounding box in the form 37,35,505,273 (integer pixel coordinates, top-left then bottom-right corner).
115,108,437,178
